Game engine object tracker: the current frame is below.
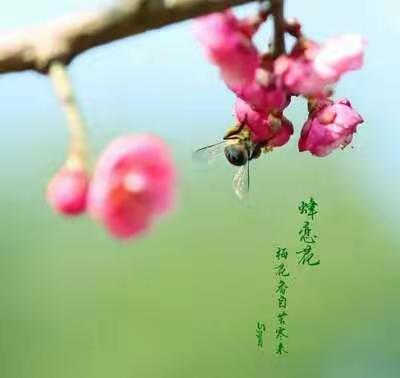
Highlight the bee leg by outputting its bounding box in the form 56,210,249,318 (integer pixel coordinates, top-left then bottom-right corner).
250,145,262,160
262,145,273,153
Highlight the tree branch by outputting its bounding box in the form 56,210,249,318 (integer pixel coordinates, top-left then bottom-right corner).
0,0,256,75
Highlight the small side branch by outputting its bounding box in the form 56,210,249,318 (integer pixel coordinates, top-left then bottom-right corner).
0,0,255,75
49,62,88,169
270,0,286,57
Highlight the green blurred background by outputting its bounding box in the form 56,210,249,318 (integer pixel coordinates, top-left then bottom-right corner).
0,0,399,377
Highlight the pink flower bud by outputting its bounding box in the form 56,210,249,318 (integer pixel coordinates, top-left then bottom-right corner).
267,116,294,148
88,134,176,240
47,168,89,215
234,98,293,147
298,98,364,157
193,10,259,86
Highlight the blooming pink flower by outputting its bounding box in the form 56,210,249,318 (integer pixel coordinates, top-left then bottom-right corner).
275,35,365,96
234,98,293,147
193,10,259,86
298,98,364,157
88,134,176,239
47,167,89,215
314,35,365,80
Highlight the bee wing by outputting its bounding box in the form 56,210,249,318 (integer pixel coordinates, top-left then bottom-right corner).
192,141,227,164
232,160,250,200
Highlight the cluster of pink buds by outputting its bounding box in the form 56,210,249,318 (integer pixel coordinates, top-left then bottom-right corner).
47,134,176,239
45,62,176,240
193,7,365,156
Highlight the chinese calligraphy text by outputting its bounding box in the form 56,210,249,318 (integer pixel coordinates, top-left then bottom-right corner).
274,247,289,355
297,197,320,266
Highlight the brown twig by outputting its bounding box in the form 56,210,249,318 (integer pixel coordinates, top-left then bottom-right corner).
270,0,286,57
0,0,256,75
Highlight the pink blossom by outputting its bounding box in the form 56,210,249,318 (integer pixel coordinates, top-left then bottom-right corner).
314,35,365,80
194,12,289,113
88,134,176,239
193,10,259,86
275,51,326,96
298,98,364,157
231,75,288,114
275,35,365,96
234,98,293,147
47,167,89,215
236,14,266,38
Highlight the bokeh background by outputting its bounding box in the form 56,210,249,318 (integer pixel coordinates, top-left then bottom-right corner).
0,0,399,377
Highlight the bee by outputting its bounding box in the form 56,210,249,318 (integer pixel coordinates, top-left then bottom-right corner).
193,121,266,199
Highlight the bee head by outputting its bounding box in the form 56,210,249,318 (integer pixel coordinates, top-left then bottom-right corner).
224,143,248,166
